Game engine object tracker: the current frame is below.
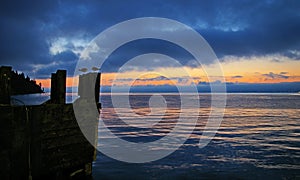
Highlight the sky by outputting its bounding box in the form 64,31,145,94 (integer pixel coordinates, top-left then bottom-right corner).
0,0,300,92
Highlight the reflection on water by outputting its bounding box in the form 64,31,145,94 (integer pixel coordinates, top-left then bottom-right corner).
94,94,300,179
11,93,300,178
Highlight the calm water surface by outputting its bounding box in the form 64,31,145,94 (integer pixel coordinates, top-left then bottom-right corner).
94,94,300,179
11,93,300,179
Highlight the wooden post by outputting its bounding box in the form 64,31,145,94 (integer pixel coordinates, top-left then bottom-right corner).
50,73,57,103
95,73,101,103
78,73,101,103
0,66,12,104
50,70,66,104
56,70,66,104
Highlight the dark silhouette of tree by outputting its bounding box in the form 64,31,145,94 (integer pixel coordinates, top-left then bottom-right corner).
8,68,44,95
26,75,30,82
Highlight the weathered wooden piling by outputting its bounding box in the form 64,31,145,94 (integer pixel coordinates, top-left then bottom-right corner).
50,70,66,104
0,68,101,180
0,105,29,180
0,66,12,104
78,72,101,103
0,66,29,179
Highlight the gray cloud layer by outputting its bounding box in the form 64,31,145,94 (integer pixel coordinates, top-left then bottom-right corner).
0,0,299,78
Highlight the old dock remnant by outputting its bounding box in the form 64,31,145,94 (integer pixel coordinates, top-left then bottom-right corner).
0,66,12,104
50,70,66,104
0,67,101,180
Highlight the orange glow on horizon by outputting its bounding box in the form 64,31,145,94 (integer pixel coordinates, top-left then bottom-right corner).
36,77,78,88
35,57,300,88
36,73,300,88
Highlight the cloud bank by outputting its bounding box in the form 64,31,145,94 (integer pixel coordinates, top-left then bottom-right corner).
0,0,299,78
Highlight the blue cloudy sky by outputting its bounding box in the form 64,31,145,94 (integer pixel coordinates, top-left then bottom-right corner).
0,0,300,92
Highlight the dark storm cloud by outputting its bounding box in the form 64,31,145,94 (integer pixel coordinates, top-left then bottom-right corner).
101,39,195,72
185,1,300,57
231,75,243,79
262,72,289,79
0,0,59,76
0,0,300,77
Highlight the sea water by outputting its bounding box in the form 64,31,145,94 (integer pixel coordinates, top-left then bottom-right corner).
94,93,300,179
11,93,300,179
